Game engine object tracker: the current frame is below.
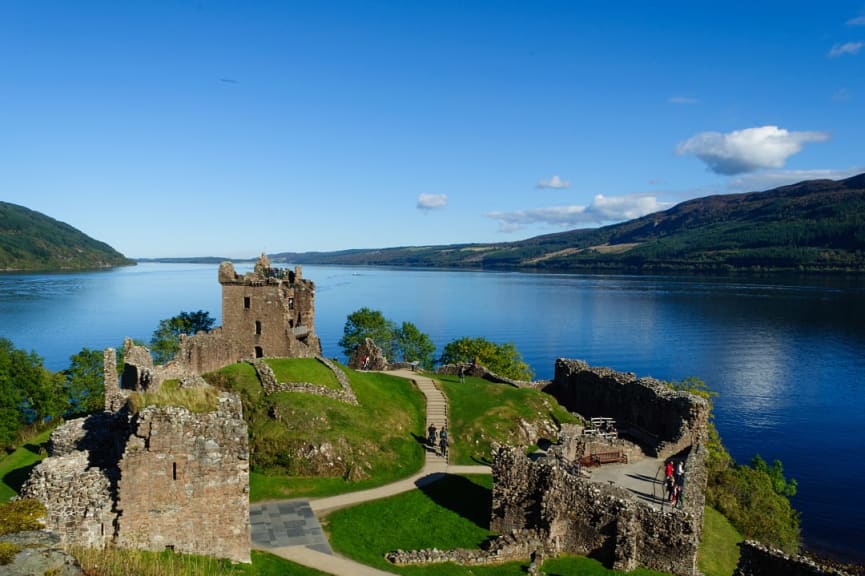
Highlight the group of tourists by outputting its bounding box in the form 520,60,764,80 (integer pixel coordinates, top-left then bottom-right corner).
664,459,685,506
427,423,448,458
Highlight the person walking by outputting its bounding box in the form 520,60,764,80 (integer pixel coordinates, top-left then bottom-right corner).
427,423,437,449
439,426,448,458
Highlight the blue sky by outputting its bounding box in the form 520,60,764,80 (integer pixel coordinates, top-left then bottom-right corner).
2,1,864,258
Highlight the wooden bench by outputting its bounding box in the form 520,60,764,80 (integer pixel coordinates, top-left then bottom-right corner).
590,450,628,466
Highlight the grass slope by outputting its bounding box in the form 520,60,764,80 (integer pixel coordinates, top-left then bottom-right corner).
437,373,580,465
0,427,53,501
205,361,427,500
698,506,743,576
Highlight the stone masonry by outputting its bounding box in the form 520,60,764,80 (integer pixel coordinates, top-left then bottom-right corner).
388,359,710,575
543,359,710,458
115,395,249,562
489,443,708,576
21,393,250,563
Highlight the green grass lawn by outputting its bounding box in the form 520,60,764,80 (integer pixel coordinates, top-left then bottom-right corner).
0,427,53,501
326,473,671,576
436,373,580,465
698,506,742,576
265,358,342,390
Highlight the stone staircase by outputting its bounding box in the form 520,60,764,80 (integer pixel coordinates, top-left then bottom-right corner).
389,370,449,466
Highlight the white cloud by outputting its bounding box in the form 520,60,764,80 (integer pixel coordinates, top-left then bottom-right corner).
486,194,670,233
847,16,865,26
668,96,699,105
536,175,571,189
727,167,865,192
829,41,863,57
417,193,448,211
675,125,830,175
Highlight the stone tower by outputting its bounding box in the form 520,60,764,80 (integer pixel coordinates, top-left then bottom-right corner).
217,253,321,360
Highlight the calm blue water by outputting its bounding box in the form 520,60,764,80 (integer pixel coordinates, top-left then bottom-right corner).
1,263,864,562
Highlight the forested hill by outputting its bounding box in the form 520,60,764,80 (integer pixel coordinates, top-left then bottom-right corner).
0,202,134,271
275,173,865,273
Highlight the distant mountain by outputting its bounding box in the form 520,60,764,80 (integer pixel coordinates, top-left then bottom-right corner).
0,202,135,271
273,173,865,273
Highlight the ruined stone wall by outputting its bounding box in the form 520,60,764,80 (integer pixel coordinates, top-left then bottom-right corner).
734,541,852,576
115,394,250,563
22,394,250,563
489,446,705,576
177,328,245,376
20,412,131,549
544,359,709,458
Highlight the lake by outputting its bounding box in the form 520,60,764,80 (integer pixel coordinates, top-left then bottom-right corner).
1,262,864,562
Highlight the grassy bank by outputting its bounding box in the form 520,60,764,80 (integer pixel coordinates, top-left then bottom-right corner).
206,363,427,500
436,373,580,465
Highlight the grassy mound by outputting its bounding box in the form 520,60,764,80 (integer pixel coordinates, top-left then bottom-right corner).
266,358,342,390
437,373,580,464
204,362,426,500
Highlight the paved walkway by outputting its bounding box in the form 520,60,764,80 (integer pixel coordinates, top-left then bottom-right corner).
583,455,671,510
250,370,490,575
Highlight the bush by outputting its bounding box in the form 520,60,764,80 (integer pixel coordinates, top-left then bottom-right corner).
707,464,800,553
0,541,21,565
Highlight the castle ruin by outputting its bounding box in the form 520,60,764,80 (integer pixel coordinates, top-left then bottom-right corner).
17,255,325,563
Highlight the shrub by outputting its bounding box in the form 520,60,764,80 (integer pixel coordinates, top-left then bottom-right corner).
0,542,21,565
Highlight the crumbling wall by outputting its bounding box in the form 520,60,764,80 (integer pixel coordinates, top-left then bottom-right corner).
543,359,709,458
489,445,705,576
115,394,250,563
734,541,852,576
20,412,130,549
177,328,245,376
21,394,251,563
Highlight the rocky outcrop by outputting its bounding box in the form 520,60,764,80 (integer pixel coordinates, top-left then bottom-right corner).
348,338,388,371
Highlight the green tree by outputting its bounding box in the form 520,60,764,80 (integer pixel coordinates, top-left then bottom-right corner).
63,348,105,417
150,310,215,363
439,336,534,381
338,308,397,360
674,377,801,552
751,454,798,498
0,338,60,450
394,321,436,370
